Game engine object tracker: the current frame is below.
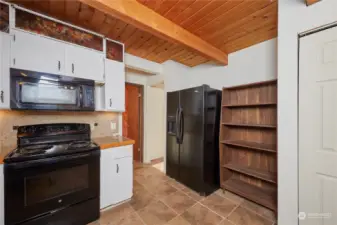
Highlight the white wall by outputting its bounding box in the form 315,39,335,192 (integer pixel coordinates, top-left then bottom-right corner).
278,1,337,225
146,86,165,162
163,38,277,91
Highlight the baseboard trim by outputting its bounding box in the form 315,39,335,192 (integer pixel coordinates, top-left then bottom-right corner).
150,157,164,165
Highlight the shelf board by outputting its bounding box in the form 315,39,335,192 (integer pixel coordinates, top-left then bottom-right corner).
222,123,276,129
223,79,277,90
221,140,276,153
222,163,277,184
222,178,277,211
222,102,277,108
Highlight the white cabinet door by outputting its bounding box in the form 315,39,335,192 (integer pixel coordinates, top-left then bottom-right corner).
65,45,104,82
105,59,125,112
0,165,4,225
11,29,65,74
100,145,133,209
100,149,115,209
112,157,133,204
0,33,10,109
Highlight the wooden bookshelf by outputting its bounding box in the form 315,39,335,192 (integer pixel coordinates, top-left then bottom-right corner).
219,79,277,212
222,123,276,129
222,102,276,107
222,178,277,211
221,140,276,153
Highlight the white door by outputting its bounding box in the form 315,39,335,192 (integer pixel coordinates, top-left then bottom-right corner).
299,26,337,225
65,45,104,82
0,33,10,109
105,59,125,111
11,29,65,74
112,157,133,204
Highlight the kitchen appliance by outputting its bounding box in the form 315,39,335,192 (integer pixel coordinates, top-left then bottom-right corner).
10,68,95,111
166,85,221,196
4,123,100,225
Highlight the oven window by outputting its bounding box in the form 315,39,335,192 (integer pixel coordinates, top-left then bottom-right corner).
21,82,77,105
25,165,89,206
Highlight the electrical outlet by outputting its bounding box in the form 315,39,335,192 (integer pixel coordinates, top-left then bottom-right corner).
110,121,117,130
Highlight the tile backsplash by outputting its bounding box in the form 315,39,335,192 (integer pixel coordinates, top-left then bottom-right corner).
0,110,119,152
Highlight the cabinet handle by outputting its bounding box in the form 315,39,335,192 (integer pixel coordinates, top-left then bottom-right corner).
58,61,61,71
110,98,112,107
0,91,3,103
116,164,119,173
72,63,74,73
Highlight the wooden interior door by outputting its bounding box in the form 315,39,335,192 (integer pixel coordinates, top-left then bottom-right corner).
123,83,142,162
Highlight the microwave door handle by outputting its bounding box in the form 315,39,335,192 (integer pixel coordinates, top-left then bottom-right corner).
79,86,83,107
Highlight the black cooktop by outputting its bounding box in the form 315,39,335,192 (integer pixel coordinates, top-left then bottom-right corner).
5,141,100,163
4,123,100,163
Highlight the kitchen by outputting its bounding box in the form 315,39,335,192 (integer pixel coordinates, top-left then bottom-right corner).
1,0,335,225
0,0,277,224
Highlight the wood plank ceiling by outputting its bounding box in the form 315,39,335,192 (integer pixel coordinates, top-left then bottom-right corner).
10,0,278,67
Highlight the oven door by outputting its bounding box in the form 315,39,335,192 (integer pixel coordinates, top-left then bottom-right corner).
10,68,95,111
4,151,100,225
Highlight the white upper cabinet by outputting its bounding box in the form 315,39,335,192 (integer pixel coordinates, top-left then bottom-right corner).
0,33,11,109
11,29,66,75
104,59,125,112
65,45,104,82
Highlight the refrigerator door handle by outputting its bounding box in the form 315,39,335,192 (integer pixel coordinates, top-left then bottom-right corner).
180,109,184,144
175,107,180,144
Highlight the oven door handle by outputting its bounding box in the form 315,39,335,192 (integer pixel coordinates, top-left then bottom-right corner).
5,151,100,169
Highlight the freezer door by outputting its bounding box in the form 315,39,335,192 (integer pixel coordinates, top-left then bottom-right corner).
179,86,204,193
166,91,180,180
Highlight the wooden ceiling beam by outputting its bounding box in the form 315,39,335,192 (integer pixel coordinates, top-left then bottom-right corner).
306,0,321,6
78,0,228,65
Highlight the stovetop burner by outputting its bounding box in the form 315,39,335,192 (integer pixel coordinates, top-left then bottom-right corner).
68,141,91,149
19,144,53,155
4,123,100,163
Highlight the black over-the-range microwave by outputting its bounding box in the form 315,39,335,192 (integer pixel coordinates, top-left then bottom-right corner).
10,68,95,111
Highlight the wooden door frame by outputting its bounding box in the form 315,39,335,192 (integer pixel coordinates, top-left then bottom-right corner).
125,82,144,162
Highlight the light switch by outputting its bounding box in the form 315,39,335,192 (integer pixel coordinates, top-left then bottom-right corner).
110,121,117,130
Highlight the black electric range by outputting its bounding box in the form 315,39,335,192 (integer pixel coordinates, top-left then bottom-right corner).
4,123,100,225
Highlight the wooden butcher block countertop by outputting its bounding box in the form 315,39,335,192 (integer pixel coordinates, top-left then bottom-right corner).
93,136,135,150
0,136,134,164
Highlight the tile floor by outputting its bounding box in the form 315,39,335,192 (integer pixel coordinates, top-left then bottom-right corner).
89,163,277,225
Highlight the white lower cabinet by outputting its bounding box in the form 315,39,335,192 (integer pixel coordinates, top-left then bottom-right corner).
100,145,133,209
0,165,4,225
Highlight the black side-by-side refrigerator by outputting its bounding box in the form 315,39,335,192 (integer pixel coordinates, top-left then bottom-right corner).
166,85,221,196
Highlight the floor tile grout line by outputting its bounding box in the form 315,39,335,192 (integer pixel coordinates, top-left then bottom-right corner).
164,201,201,225
216,189,276,223
198,200,227,220
224,202,241,224
214,190,244,206
238,202,276,223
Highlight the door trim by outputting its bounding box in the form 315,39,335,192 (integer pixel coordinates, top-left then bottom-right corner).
125,82,144,162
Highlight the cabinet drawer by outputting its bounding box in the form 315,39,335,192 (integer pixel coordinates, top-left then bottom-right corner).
107,145,132,159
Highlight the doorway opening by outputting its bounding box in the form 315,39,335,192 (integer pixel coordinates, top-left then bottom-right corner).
123,83,144,162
